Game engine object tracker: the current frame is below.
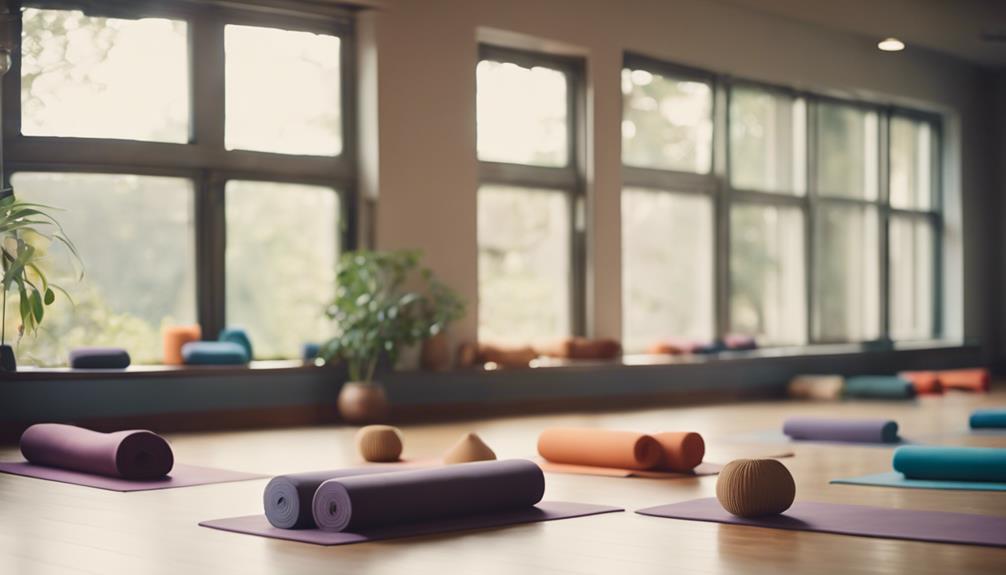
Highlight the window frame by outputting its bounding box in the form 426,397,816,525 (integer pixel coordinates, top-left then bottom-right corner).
622,52,944,348
475,43,587,339
3,0,357,356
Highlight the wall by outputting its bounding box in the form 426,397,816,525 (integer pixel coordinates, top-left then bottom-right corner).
363,0,997,359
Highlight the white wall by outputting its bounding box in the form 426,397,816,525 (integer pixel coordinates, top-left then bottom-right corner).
359,0,996,356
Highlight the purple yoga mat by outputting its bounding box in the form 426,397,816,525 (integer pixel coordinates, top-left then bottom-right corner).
0,461,266,492
201,501,622,545
20,423,174,479
637,498,1006,548
782,418,899,443
313,459,545,531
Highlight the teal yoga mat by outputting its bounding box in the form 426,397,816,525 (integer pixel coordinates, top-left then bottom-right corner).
970,409,1006,429
894,446,1006,482
831,472,1006,492
843,376,915,399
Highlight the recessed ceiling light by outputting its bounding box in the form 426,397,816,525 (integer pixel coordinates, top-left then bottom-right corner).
878,38,905,52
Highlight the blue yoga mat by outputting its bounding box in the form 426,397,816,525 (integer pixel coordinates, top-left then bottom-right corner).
970,409,1006,429
831,472,1006,492
894,446,1006,482
843,376,915,400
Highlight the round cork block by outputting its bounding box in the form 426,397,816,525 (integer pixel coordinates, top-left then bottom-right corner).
716,458,796,518
355,425,404,462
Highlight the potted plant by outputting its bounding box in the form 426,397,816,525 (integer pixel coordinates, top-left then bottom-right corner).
319,250,464,423
0,191,81,371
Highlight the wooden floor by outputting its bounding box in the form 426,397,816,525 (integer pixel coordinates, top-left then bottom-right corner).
2,391,1005,574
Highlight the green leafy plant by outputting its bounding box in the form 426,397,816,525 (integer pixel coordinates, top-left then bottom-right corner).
319,250,465,383
1,192,82,346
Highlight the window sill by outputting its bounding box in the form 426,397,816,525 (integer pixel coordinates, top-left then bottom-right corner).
4,359,318,381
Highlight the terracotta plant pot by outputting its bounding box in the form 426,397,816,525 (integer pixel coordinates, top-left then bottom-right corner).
420,331,451,371
337,381,390,424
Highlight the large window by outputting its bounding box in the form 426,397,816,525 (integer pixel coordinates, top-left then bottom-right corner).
4,2,354,365
621,54,943,351
476,46,583,345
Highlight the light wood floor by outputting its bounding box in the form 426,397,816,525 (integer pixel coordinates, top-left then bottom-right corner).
2,391,1005,575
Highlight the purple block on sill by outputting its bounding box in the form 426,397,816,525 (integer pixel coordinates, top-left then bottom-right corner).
68,347,131,369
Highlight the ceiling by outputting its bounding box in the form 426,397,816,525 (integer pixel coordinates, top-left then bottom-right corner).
718,0,1006,68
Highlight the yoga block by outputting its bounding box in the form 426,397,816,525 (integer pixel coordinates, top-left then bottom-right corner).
970,409,1006,429
163,324,201,365
68,347,131,369
181,341,249,365
355,425,403,462
444,432,497,464
219,327,253,360
716,459,795,518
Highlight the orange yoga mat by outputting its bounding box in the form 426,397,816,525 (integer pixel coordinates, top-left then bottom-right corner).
936,368,990,392
163,325,202,366
537,428,663,470
899,371,943,395
652,432,705,472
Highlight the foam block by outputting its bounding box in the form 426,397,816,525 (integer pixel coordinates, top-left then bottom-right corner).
218,327,253,360
843,376,915,399
537,428,662,470
68,347,131,369
163,324,201,365
716,459,795,517
443,432,496,464
18,423,172,479
783,418,899,443
970,409,1006,429
182,341,249,365
893,446,1006,482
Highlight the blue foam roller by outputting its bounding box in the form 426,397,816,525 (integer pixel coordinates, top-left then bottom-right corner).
893,446,1006,482
219,327,254,360
68,347,131,369
182,341,249,365
843,376,915,399
970,409,1006,429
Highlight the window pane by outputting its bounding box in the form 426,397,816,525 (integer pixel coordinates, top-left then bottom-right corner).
21,8,188,142
730,204,806,345
7,173,195,366
889,216,934,340
890,116,934,210
622,68,712,173
813,203,880,342
815,102,878,200
478,185,570,344
226,181,340,359
225,25,342,156
729,86,806,194
622,189,714,351
476,59,568,167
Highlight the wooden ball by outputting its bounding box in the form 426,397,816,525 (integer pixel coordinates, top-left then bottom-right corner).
716,459,795,518
355,425,403,462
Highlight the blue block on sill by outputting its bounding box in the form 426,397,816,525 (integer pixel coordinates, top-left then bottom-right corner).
219,327,254,360
68,347,131,369
181,341,250,366
302,342,321,362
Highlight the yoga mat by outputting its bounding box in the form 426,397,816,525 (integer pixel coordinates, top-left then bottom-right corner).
727,429,908,447
311,460,544,532
68,347,131,369
19,423,174,479
0,461,266,492
537,428,662,470
898,371,942,395
783,418,899,443
843,376,915,399
970,409,1006,429
264,467,410,529
201,501,622,546
636,497,1006,547
831,472,1006,492
538,460,722,479
937,368,990,392
893,446,1006,482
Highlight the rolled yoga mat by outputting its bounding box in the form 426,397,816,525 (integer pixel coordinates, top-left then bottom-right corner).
843,376,915,399
636,498,1006,548
782,418,900,443
537,428,663,470
265,468,406,529
892,446,1006,482
19,423,173,479
937,368,990,392
970,409,1006,429
311,459,545,532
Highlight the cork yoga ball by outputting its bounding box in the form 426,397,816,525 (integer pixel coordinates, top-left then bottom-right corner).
355,425,404,463
716,459,796,518
443,432,497,464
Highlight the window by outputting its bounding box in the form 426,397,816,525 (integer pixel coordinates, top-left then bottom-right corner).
5,2,355,366
621,58,716,352
476,46,583,344
621,55,943,351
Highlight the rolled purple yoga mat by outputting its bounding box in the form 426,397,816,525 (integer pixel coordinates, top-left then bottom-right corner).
782,418,899,443
20,423,174,480
264,467,406,529
312,459,545,532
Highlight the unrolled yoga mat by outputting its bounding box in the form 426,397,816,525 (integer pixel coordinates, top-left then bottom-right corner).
636,498,1006,547
783,418,899,443
201,501,622,546
537,460,723,479
0,461,266,492
830,472,1006,492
